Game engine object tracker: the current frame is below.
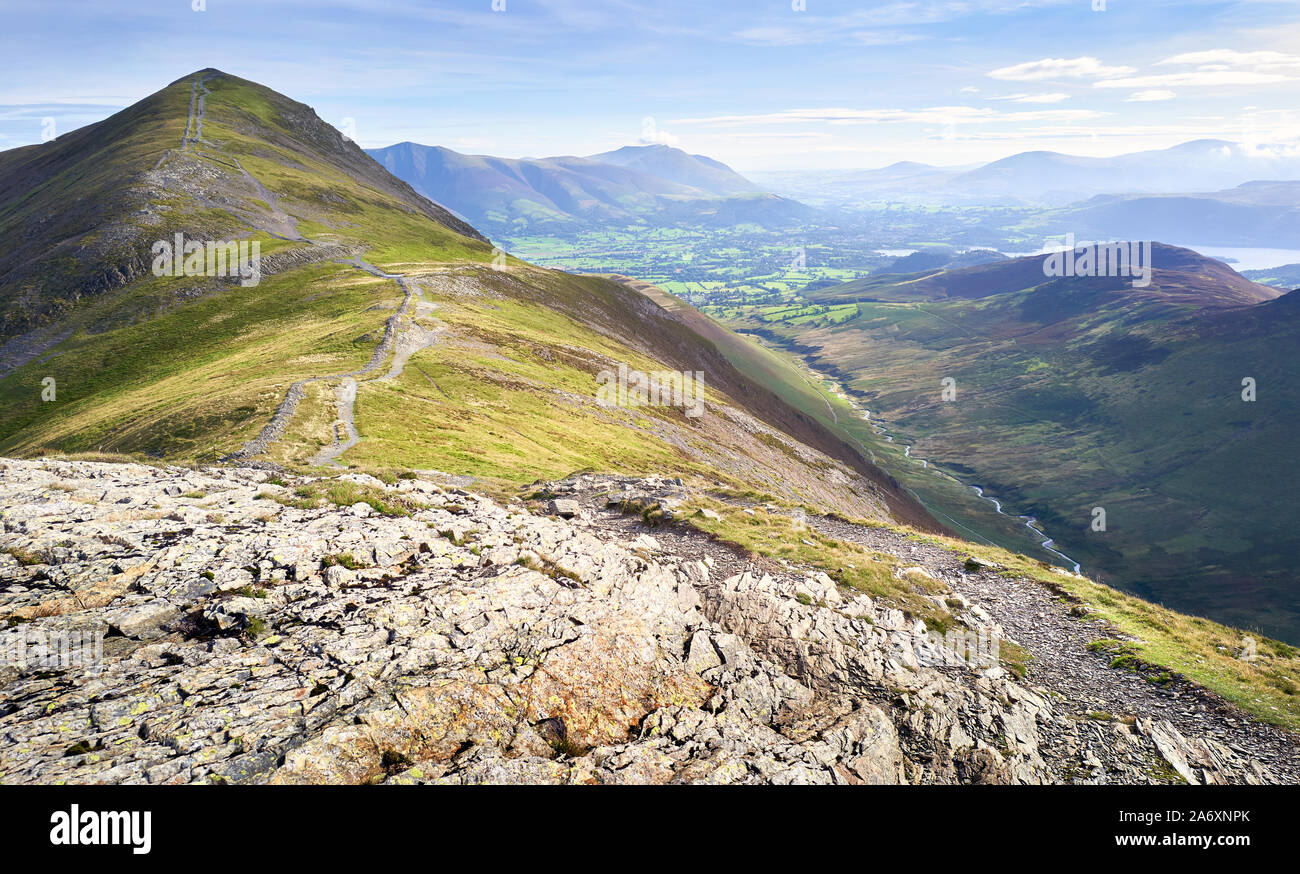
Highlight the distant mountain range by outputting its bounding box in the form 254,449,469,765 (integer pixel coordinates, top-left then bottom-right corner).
836,242,1276,306
947,140,1300,205
1014,180,1300,249
752,140,1300,209
367,142,812,238
363,137,1300,249
749,162,970,207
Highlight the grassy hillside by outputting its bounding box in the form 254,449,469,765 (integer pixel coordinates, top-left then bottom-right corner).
0,69,930,528
1243,262,1300,290
614,274,1041,543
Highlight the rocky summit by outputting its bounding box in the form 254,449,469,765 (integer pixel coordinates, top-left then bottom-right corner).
0,457,1292,785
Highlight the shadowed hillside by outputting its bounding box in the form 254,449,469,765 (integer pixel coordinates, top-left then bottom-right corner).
723,245,1300,642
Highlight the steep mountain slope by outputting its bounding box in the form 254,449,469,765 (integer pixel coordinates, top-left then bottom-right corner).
723,246,1300,642
366,142,812,238
0,69,930,529
0,69,482,345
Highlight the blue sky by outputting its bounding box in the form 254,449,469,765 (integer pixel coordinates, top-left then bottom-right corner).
2,0,1299,170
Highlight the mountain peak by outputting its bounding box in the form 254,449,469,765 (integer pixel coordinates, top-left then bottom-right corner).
0,69,486,339
366,140,810,235
586,143,760,196
168,67,230,86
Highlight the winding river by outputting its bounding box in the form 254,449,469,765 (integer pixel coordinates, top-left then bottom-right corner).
813,371,1083,573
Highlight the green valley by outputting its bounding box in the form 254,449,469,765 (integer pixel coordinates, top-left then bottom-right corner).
716,245,1300,642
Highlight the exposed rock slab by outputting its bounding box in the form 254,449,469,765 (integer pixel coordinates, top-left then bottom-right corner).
0,459,1288,785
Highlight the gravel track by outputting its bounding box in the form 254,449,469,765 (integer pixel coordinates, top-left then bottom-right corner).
807,512,1300,782
230,259,444,464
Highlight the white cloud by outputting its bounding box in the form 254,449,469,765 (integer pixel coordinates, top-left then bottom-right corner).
1156,49,1300,73
1094,49,1300,90
727,0,1072,46
989,57,1135,82
639,127,680,147
732,23,923,47
847,30,925,46
992,92,1071,104
988,109,1104,123
1125,90,1176,102
671,106,1105,127
1094,71,1289,89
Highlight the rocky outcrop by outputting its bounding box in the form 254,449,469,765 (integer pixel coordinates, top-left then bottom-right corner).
0,459,1287,785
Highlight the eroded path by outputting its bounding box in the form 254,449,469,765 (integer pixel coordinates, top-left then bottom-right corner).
227,264,419,464
308,379,359,466
303,261,445,466
183,73,209,148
